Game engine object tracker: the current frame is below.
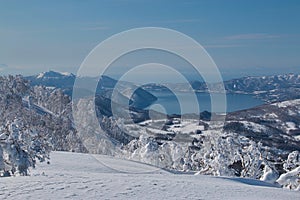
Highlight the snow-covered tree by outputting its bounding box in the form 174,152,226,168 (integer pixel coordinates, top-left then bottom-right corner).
277,151,300,190
260,164,278,184
193,132,239,176
0,75,53,177
283,151,300,172
0,119,50,176
30,86,87,153
191,131,269,179
123,135,186,170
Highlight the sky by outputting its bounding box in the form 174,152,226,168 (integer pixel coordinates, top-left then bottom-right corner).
0,0,300,80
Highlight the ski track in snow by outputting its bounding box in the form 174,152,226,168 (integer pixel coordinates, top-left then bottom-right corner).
0,152,299,200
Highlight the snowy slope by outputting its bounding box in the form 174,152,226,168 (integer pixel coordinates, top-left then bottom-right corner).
0,152,299,200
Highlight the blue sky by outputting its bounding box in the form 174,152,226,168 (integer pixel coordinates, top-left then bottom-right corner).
0,0,300,79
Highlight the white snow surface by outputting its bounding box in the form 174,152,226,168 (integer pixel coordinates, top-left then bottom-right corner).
240,121,268,133
274,99,300,108
0,151,299,200
169,119,204,134
36,72,46,79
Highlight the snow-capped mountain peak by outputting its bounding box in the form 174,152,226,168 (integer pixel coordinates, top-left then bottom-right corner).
36,70,75,79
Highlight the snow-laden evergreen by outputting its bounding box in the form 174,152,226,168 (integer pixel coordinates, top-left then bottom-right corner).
0,75,85,176
277,151,300,190
0,76,50,176
0,119,50,176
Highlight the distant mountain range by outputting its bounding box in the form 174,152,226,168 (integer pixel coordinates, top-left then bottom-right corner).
142,73,300,103
26,71,300,105
224,74,300,102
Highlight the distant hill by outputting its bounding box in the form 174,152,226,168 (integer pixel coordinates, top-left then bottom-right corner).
225,99,300,152
141,73,300,103
25,70,157,109
224,73,300,102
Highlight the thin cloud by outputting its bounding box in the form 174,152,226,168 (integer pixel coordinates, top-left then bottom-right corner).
0,28,55,34
204,44,244,49
225,33,281,40
146,18,203,25
159,19,203,23
81,26,110,31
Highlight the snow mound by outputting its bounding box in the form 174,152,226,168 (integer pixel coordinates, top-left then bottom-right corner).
277,166,300,191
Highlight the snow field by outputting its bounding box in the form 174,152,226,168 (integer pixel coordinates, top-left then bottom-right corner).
0,152,299,200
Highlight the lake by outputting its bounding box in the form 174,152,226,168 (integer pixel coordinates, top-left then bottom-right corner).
147,91,264,115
